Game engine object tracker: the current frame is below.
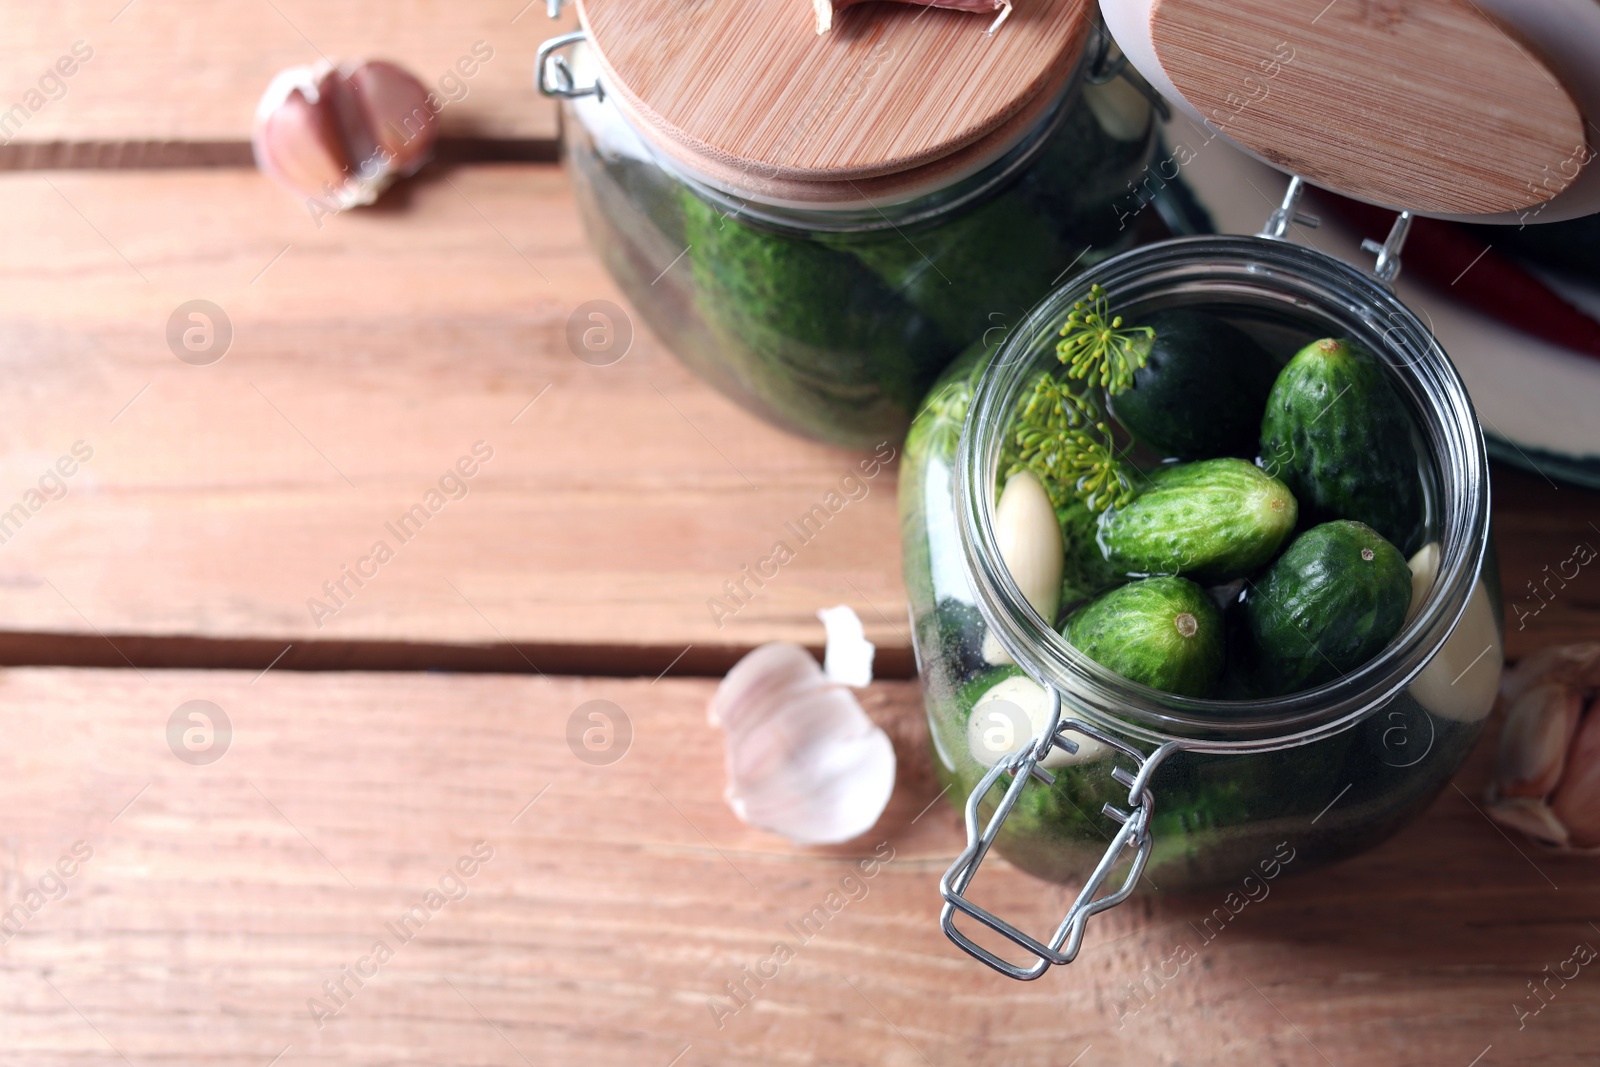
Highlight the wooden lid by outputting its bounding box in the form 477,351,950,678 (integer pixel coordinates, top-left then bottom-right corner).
1103,0,1597,221
576,0,1093,187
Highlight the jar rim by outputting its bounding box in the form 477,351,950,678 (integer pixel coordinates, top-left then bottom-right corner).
956,235,1491,752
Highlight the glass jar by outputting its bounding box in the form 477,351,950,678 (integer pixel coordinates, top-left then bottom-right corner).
902,221,1502,977
547,28,1170,448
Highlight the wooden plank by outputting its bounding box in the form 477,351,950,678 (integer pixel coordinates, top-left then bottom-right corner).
0,164,1593,673
0,0,572,159
0,165,909,673
1,667,1595,1065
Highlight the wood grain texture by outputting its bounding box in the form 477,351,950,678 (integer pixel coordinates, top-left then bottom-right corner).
0,668,1595,1065
1150,0,1588,215
0,165,1594,673
0,165,907,672
580,0,1089,180
0,0,571,151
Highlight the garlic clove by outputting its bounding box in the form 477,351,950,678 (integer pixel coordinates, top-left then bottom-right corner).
1550,697,1600,848
253,58,438,212
348,60,437,176
708,642,819,732
709,642,896,845
1496,682,1583,799
1487,795,1571,849
1404,541,1440,624
982,470,1064,666
1501,641,1600,704
1406,572,1502,723
966,673,1110,769
252,78,349,199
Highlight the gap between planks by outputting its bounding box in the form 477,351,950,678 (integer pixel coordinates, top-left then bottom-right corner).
0,631,917,681
0,137,560,171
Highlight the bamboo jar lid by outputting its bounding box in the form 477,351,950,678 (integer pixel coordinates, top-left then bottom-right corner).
576,0,1094,199
1104,0,1598,222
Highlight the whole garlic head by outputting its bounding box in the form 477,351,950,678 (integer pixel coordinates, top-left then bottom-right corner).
708,643,895,846
253,59,438,213
1489,643,1600,852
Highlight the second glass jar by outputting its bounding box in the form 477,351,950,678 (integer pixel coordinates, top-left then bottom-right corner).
561,43,1165,448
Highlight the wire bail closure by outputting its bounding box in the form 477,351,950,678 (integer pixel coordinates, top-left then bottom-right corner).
537,31,603,101
939,683,1181,980
1259,176,1413,288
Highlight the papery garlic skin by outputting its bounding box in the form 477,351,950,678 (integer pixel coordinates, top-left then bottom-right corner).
817,605,875,688
709,642,896,846
1489,642,1600,853
252,59,438,213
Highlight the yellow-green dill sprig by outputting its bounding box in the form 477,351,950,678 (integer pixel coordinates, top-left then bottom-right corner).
1004,372,1136,514
1056,284,1155,395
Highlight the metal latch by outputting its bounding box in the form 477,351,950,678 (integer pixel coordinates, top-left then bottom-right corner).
939,683,1182,980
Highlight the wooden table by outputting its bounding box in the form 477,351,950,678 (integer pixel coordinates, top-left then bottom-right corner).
1,5,1597,1064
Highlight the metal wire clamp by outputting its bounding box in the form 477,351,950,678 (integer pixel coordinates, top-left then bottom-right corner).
939,683,1181,980
537,31,603,101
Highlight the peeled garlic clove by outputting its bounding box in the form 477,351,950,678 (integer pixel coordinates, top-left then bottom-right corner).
1404,541,1440,624
1496,683,1582,798
1405,544,1501,723
982,470,1064,666
709,643,895,845
814,0,1011,34
1502,641,1600,704
1550,698,1600,848
966,672,1110,769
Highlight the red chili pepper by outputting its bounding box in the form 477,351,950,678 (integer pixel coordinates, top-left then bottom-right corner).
1324,194,1600,362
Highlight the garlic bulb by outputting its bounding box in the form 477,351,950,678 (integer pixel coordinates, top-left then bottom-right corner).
1488,643,1600,852
982,470,1064,666
966,673,1111,769
253,59,438,214
708,643,895,846
813,0,1011,35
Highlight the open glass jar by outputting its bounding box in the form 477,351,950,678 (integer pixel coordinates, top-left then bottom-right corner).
899,0,1598,979
902,215,1504,976
539,0,1178,447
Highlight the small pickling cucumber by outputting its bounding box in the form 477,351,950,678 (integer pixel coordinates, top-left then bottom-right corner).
1096,458,1298,585
1109,308,1281,460
1062,577,1225,698
1259,337,1425,554
1057,498,1123,606
1236,520,1412,697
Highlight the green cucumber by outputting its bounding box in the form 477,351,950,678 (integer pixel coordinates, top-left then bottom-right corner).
1096,457,1298,585
1109,308,1281,460
1259,337,1425,554
1236,520,1412,697
1057,497,1123,606
1063,576,1224,697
